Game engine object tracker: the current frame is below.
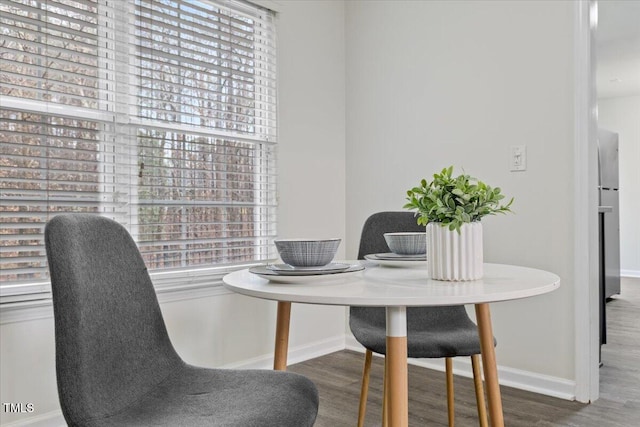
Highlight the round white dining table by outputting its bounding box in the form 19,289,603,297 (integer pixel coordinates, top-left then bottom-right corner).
223,262,560,427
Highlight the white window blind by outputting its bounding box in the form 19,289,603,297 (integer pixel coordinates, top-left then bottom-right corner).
0,0,277,299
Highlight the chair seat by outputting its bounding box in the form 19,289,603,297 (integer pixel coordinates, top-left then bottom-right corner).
83,364,318,427
351,317,483,358
350,306,495,359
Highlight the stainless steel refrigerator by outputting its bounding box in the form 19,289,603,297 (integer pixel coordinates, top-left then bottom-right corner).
597,128,621,300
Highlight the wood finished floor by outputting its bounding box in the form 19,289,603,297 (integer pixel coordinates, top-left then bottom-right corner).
289,277,640,427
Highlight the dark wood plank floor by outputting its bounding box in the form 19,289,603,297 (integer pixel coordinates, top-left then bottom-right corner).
289,277,640,426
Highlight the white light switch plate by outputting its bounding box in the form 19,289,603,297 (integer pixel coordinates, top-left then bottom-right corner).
510,145,527,171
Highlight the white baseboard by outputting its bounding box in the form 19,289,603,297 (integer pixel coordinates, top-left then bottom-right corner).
621,269,640,279
222,334,347,370
345,336,576,401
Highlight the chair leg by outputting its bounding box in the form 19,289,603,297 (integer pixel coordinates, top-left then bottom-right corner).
446,357,455,427
382,355,389,427
357,350,373,427
471,354,488,427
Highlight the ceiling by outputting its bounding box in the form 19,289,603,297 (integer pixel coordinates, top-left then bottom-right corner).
596,0,640,99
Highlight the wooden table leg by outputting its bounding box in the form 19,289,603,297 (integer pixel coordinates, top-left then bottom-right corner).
274,301,291,371
475,303,504,427
386,306,409,427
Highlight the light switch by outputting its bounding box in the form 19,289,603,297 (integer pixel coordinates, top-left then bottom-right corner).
510,145,526,171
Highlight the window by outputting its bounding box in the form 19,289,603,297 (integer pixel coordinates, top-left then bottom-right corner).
0,0,277,300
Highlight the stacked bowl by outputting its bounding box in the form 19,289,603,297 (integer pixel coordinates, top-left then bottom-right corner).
274,238,341,267
383,232,426,255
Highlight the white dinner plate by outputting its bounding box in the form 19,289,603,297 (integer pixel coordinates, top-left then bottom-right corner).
364,254,427,268
266,263,351,274
249,264,364,283
372,252,426,260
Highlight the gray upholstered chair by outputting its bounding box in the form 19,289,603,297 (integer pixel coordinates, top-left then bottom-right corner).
45,214,318,427
350,211,493,427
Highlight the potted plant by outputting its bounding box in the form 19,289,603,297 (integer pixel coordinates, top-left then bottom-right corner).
403,166,513,281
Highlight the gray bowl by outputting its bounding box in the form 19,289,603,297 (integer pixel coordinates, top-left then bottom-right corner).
274,238,341,267
383,232,426,255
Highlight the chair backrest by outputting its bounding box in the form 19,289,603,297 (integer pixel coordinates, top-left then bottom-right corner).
45,214,183,424
351,211,469,331
357,211,425,260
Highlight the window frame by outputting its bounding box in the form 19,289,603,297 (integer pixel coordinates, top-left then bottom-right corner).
0,0,278,304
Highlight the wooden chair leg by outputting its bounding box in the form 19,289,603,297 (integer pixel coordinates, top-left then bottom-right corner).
471,354,489,427
382,355,389,427
446,357,455,427
357,350,373,427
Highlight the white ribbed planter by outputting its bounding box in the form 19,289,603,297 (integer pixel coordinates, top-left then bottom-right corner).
427,222,483,281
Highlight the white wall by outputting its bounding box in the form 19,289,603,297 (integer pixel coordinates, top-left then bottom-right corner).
597,95,640,277
345,0,577,381
277,1,346,243
0,1,347,425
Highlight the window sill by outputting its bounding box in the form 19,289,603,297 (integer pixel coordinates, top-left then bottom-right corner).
0,263,265,325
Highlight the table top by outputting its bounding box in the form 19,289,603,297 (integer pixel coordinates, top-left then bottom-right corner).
222,262,560,307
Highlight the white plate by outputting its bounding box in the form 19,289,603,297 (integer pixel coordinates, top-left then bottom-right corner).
266,263,351,274
372,252,426,260
364,254,427,268
249,264,364,283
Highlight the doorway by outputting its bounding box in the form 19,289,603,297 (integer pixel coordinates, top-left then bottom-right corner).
594,0,640,399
